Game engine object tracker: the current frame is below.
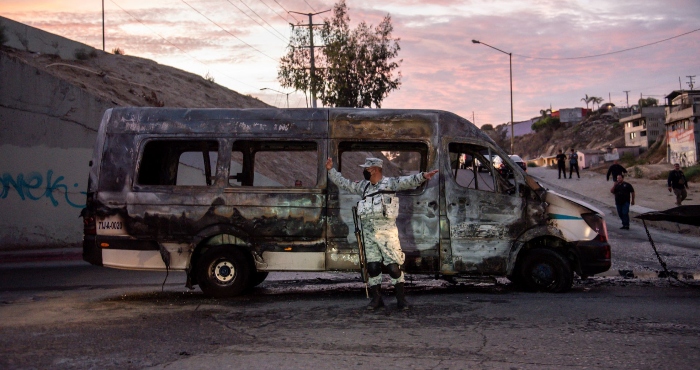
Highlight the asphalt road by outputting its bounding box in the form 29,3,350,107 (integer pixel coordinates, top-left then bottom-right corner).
1,264,700,370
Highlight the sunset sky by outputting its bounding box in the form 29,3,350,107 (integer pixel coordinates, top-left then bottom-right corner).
2,0,699,127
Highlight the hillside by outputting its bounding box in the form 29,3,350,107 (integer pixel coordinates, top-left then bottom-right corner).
486,113,625,160
1,47,270,109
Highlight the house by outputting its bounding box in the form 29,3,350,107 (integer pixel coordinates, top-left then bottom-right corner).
552,108,591,125
529,155,557,168
505,119,536,138
577,149,605,169
620,106,666,150
665,90,700,166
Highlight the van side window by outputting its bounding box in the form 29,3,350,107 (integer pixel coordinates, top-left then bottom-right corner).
448,143,514,195
228,141,318,188
137,140,218,186
338,142,427,191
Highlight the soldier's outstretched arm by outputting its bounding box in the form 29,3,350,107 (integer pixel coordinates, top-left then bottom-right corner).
327,157,365,194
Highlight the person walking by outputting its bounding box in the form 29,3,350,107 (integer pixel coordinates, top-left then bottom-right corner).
606,160,627,181
568,148,580,179
556,149,567,179
610,174,635,229
326,157,438,310
667,163,690,206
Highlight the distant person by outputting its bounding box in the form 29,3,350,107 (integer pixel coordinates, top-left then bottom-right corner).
667,163,690,206
568,148,580,179
606,160,627,181
555,149,567,179
610,174,635,230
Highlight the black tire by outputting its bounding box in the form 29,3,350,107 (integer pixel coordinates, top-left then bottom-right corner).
197,246,251,298
519,249,573,293
248,271,269,288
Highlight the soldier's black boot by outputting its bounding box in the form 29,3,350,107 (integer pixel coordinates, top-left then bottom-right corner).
367,285,384,310
395,282,410,310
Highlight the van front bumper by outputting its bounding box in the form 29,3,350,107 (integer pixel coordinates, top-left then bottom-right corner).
571,240,611,276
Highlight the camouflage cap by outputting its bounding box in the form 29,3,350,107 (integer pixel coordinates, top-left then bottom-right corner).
359,157,383,168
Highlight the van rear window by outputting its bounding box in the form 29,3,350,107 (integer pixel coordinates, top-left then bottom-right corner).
137,140,219,186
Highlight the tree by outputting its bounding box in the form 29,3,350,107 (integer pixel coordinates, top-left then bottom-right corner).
481,124,494,130
531,116,561,132
278,1,402,108
639,97,659,107
580,94,591,110
591,96,604,110
539,108,551,118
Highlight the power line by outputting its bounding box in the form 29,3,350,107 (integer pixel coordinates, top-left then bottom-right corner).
226,0,288,42
108,0,258,89
302,0,317,12
513,28,700,60
270,0,301,23
180,0,278,62
254,0,293,26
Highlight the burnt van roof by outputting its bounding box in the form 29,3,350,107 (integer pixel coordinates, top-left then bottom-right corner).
101,107,496,146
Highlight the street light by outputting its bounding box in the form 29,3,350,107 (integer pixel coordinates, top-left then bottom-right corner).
472,39,514,155
260,88,293,108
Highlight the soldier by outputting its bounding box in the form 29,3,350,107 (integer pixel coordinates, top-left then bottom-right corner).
326,157,438,310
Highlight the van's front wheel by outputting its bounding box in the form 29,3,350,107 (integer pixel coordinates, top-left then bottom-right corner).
197,246,250,298
519,249,573,293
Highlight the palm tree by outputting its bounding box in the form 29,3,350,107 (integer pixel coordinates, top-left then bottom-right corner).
592,96,604,110
580,94,591,110
539,108,551,118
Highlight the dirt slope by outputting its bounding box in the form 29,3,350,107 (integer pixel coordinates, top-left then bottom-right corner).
2,47,270,109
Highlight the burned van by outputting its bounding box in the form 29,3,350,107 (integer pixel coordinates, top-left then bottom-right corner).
81,108,610,296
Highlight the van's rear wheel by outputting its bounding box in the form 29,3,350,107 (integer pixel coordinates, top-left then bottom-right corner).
520,249,573,293
197,246,250,298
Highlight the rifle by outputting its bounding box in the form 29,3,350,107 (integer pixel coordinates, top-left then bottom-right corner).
352,206,369,298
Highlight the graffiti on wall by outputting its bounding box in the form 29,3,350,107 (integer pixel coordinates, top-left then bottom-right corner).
1,170,85,208
668,123,697,167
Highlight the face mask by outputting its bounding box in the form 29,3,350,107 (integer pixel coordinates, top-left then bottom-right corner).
363,169,372,180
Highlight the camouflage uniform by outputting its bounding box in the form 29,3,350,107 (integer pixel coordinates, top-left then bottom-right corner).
328,165,426,286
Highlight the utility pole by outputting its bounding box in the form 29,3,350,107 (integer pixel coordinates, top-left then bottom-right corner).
623,90,630,108
687,75,696,90
102,0,105,51
290,10,330,108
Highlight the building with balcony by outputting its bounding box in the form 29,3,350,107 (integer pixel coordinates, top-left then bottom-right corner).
665,90,700,166
620,106,666,150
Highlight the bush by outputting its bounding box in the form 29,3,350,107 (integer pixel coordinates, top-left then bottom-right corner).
74,48,90,60
684,165,700,182
527,162,537,168
204,71,215,83
112,47,124,55
481,124,493,130
531,116,561,132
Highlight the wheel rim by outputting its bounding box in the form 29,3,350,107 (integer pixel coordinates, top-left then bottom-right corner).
211,259,236,285
531,263,555,286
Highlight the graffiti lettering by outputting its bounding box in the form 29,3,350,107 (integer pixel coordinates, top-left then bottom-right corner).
0,170,86,208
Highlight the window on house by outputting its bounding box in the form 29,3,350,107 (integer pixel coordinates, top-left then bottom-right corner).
228,141,318,188
137,140,219,186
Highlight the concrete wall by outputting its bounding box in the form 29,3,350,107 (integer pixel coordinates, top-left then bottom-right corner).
1,20,112,250
1,16,94,60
